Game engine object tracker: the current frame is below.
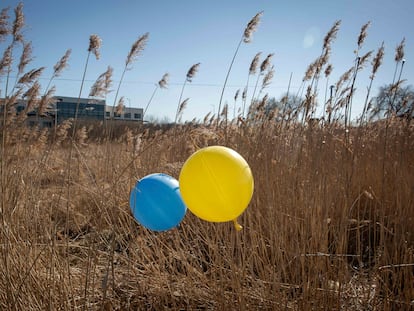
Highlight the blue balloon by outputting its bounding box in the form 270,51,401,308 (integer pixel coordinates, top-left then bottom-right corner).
129,173,187,231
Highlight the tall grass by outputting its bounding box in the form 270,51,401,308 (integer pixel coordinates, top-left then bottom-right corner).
174,63,200,124
217,11,263,126
0,3,413,310
1,119,413,310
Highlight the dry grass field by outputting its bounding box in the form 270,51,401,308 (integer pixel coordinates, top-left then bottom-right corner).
1,3,413,310
1,119,413,310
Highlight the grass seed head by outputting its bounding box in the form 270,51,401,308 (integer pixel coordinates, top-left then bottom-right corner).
260,53,274,73
186,63,200,82
243,11,263,43
357,21,371,49
12,2,24,43
53,49,71,77
0,44,13,74
371,42,385,78
18,41,33,74
323,20,341,50
158,73,169,89
395,37,405,62
0,8,10,41
126,32,149,68
88,34,102,60
89,66,113,98
249,52,262,75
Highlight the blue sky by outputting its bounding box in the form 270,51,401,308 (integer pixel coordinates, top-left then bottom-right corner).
1,0,413,122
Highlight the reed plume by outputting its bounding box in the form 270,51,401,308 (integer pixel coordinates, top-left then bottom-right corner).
324,64,333,77
395,44,406,82
345,22,372,131
12,2,24,43
217,11,263,125
53,49,71,77
344,55,362,130
221,103,228,118
391,38,405,86
21,80,40,112
44,49,72,95
371,43,385,78
88,34,102,60
73,34,102,120
143,72,169,119
1,3,25,158
241,52,261,118
186,63,200,82
323,20,340,50
115,96,125,115
256,93,268,111
176,98,189,122
300,20,339,122
22,80,39,101
15,66,45,121
17,41,32,74
233,88,240,118
66,34,101,146
243,11,262,43
89,66,113,98
251,53,274,106
329,65,353,121
41,49,71,134
202,111,211,125
76,126,88,146
37,86,55,116
260,65,275,94
357,21,370,50
249,52,261,75
55,119,72,146
158,72,169,89
260,53,273,73
323,64,333,119
358,51,372,68
175,63,200,123
335,67,353,93
390,38,406,112
9,41,37,98
0,44,13,101
0,45,13,75
17,67,45,86
126,32,149,69
303,59,318,82
394,37,405,63
112,33,149,114
0,8,9,41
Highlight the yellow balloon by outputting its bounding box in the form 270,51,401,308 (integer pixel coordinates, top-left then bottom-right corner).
179,146,254,222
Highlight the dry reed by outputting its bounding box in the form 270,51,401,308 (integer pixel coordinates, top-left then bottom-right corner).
0,4,413,310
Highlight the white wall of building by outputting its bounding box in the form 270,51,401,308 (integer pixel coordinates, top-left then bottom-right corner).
105,106,143,121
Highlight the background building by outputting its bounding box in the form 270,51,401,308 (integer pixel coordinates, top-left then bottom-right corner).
0,99,55,128
105,106,143,122
54,96,105,124
1,96,144,127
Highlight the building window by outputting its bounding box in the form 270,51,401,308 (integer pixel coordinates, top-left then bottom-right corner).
124,112,131,119
134,113,142,120
114,112,121,118
43,121,53,128
105,111,110,117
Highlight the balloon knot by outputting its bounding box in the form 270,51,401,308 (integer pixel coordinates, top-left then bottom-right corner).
233,219,243,231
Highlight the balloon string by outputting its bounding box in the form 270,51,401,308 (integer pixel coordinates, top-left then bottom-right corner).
233,218,242,231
